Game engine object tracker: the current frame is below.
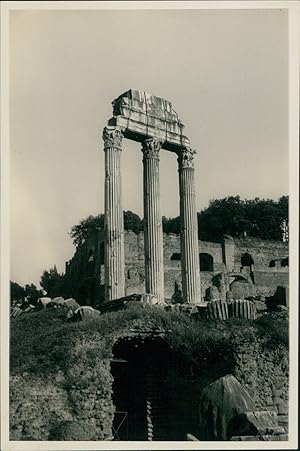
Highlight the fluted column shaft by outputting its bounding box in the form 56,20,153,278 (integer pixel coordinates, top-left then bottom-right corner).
178,148,202,303
103,126,125,301
142,138,164,303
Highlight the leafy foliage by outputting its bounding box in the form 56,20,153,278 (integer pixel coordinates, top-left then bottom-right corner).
24,284,44,305
10,281,25,303
69,197,288,247
69,211,144,247
40,265,65,298
197,196,288,241
162,216,181,235
10,281,44,307
69,214,105,247
123,210,143,234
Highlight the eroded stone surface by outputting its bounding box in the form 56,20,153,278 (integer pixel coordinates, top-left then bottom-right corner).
108,89,191,151
228,410,280,437
198,374,256,440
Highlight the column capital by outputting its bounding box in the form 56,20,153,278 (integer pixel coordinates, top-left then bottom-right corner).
103,126,123,151
178,146,196,169
142,137,164,160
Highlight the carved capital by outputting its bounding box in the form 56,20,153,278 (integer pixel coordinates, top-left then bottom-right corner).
142,138,164,160
103,127,123,151
178,146,196,169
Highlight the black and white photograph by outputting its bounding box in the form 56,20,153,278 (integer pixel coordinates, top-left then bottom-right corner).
1,1,299,450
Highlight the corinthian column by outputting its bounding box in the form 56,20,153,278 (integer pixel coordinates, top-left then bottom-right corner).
178,147,202,303
142,138,164,303
103,126,125,301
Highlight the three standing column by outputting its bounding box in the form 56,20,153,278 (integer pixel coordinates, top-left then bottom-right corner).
142,138,165,303
103,126,125,302
178,147,202,303
102,126,200,304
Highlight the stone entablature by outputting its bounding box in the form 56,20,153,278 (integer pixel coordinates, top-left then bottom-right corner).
109,89,190,151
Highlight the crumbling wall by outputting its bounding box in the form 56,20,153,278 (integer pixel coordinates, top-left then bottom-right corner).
233,238,288,271
252,272,289,297
64,232,289,305
233,341,288,417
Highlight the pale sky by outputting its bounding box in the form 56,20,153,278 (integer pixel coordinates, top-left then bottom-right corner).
10,7,288,287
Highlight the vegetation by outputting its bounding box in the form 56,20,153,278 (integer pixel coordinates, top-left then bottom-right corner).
40,265,65,298
10,304,288,440
197,195,288,242
10,281,44,306
69,196,288,247
10,305,288,382
69,211,144,247
10,281,25,303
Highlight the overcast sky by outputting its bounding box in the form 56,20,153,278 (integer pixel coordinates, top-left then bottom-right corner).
10,7,288,287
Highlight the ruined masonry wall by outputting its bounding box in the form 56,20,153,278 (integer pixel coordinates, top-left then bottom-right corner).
233,340,288,419
64,231,289,304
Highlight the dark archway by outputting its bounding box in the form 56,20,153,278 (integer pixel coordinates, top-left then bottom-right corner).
200,253,214,272
241,252,254,267
111,336,233,441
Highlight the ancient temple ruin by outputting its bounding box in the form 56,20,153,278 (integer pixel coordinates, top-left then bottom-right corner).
102,90,201,304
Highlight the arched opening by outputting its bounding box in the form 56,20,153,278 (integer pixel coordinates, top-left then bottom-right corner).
199,253,214,272
241,252,254,267
111,336,233,441
228,274,249,284
170,253,181,261
111,337,172,441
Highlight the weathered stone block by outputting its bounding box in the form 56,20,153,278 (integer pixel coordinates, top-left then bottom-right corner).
198,374,256,440
277,402,288,415
228,411,278,438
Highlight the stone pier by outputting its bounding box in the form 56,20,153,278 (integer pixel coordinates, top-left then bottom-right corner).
142,138,164,302
103,126,125,301
178,147,202,303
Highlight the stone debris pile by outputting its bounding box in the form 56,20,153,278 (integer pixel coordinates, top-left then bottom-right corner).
10,296,80,318
164,298,257,320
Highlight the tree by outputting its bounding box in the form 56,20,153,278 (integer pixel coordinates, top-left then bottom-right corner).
24,284,44,306
69,211,144,247
162,216,181,234
10,281,25,305
124,210,143,234
40,266,65,298
69,214,105,247
197,196,289,241
197,196,247,241
69,197,288,248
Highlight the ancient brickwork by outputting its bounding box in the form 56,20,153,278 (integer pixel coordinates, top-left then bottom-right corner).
233,237,288,271
64,231,289,306
233,341,289,430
